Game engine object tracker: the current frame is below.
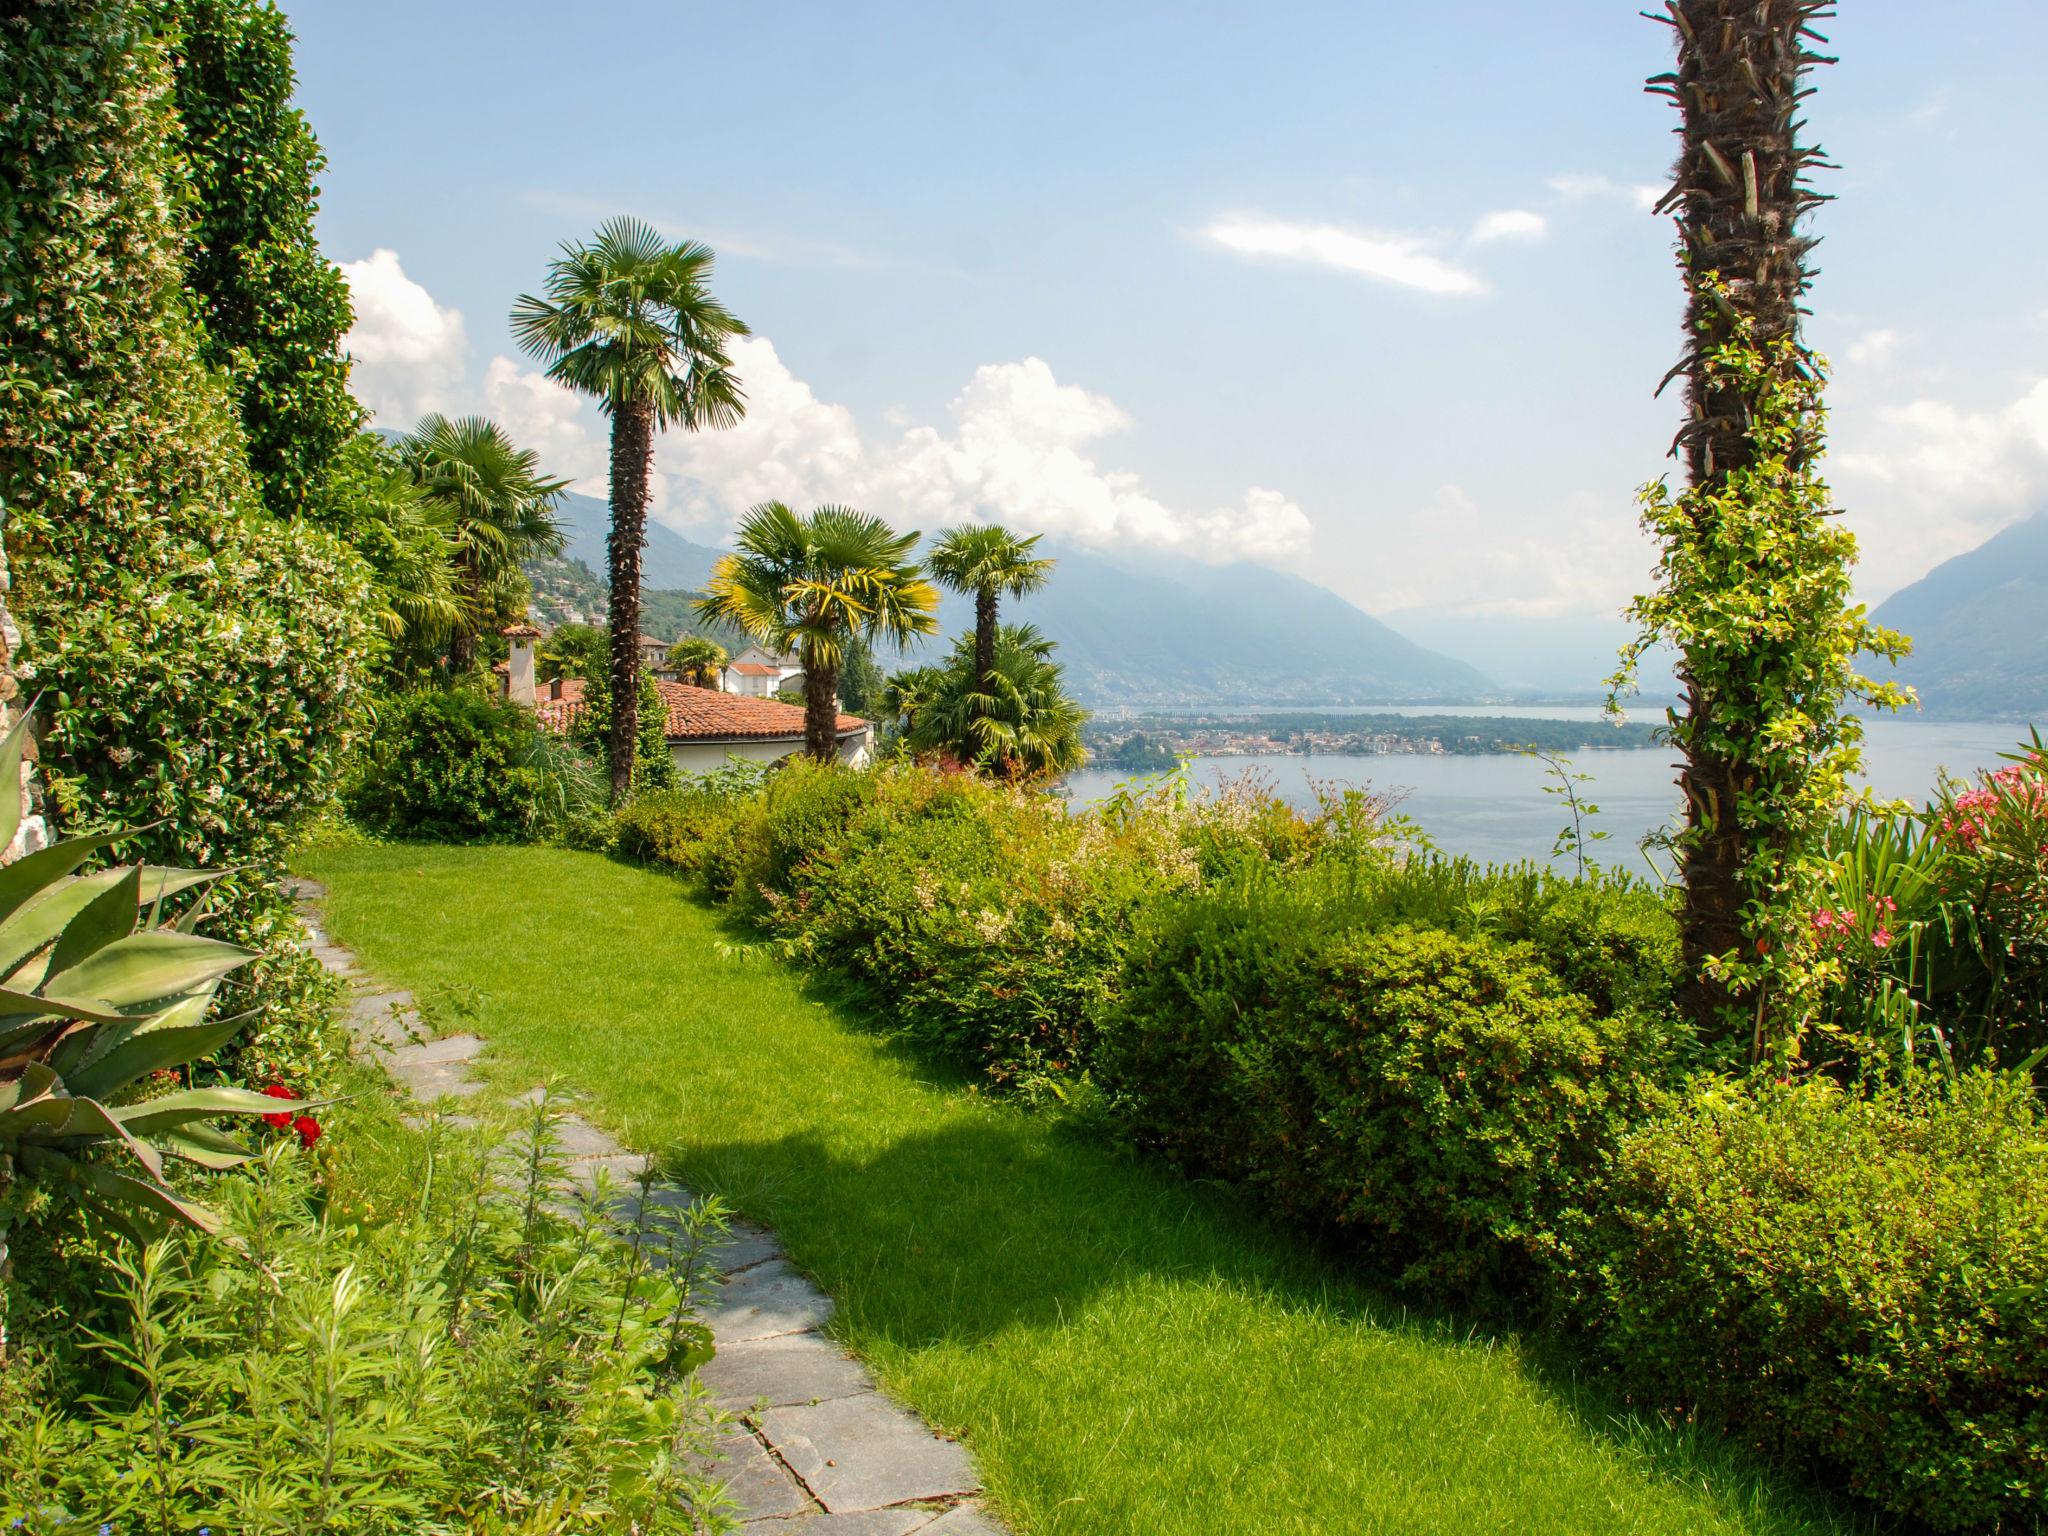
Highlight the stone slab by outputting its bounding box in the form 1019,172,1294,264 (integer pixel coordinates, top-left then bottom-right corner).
700,1428,811,1521
552,1118,623,1159
387,1033,483,1066
569,1151,651,1188
743,1511,929,1534
706,1260,835,1344
707,1226,786,1275
915,1505,1004,1535
699,1332,875,1409
761,1394,978,1513
385,1059,483,1102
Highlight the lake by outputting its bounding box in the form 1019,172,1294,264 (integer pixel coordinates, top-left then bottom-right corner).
1063,716,2035,872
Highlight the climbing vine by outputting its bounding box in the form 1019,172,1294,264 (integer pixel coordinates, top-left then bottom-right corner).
1614,284,1909,1062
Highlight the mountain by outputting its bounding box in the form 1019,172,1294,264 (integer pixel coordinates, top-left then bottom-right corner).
1870,513,2048,722
903,544,1492,707
534,501,1490,705
552,490,725,591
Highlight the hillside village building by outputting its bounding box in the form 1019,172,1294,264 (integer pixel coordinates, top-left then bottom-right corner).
499,626,871,771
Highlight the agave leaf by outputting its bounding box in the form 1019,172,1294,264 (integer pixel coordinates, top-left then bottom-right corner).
46,863,142,978
65,1003,247,1103
0,828,144,927
42,930,255,1010
2,1090,166,1181
114,1084,316,1135
50,986,215,1082
0,705,31,853
0,866,135,984
0,1013,66,1061
156,1122,253,1170
0,1060,59,1114
74,1162,224,1237
0,985,132,1025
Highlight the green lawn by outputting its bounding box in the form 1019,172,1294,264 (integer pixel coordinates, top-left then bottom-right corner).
301,843,1870,1536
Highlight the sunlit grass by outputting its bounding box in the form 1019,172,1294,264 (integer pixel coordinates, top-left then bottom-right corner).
301,842,1876,1536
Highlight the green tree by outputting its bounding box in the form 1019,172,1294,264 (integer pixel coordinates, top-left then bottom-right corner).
666,635,728,688
540,622,609,685
511,218,748,802
838,635,885,717
399,415,567,671
1615,0,1907,1056
166,0,359,519
697,503,938,762
928,524,1054,689
571,666,677,794
907,623,1087,780
320,432,464,668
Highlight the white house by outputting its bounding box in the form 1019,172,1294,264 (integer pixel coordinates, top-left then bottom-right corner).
720,644,805,698
503,627,871,771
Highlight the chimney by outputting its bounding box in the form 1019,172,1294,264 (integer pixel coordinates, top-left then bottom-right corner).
502,623,541,707
549,677,562,701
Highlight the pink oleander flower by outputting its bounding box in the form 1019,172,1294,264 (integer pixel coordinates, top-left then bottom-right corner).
1872,926,1893,949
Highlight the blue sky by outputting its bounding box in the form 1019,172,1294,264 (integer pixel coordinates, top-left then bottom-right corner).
284,0,2048,681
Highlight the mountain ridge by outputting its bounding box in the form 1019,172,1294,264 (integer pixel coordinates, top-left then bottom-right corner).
1870,513,2048,722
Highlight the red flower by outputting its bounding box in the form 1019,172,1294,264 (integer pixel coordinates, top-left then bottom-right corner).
260,1083,294,1129
293,1115,322,1149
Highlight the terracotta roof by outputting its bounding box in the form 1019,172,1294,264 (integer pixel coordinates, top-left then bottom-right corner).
534,678,865,742
728,662,781,676
501,623,543,639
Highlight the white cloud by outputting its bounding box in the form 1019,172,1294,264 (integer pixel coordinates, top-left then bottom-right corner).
1197,215,1487,296
1843,328,1902,368
1832,376,2048,594
337,249,468,428
1469,209,1547,244
1547,173,1663,211
482,357,608,493
1357,485,1655,620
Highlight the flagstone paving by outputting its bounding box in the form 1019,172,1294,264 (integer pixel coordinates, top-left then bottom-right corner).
288,876,1006,1534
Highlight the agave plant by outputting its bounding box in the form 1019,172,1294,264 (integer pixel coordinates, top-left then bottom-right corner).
0,708,314,1251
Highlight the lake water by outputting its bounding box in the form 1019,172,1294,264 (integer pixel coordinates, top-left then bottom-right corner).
1063,717,2034,872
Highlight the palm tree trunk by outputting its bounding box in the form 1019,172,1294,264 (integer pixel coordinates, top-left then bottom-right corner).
974,588,998,686
1662,0,1832,1029
447,551,480,671
605,400,655,804
804,660,841,763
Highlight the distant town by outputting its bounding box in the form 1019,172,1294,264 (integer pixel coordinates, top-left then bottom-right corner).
1084,711,1661,769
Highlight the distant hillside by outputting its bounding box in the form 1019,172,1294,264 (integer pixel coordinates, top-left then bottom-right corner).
552,489,725,591
532,501,1490,705
907,543,1491,707
1871,514,2048,722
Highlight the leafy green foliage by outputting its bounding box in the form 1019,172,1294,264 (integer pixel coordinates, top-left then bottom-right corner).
1,1084,736,1533
571,668,677,795
1613,289,1909,1059
0,713,308,1247
344,688,583,843
1590,1071,2048,1532
901,623,1088,780
166,0,360,521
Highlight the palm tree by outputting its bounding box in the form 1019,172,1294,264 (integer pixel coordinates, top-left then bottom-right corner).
667,635,728,689
908,623,1086,780
928,524,1055,688
510,217,748,802
398,415,567,670
696,503,938,761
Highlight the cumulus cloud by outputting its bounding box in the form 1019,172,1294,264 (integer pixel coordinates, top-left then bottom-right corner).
1196,215,1486,296
1355,484,1655,620
1843,328,1901,367
1832,376,2048,593
1469,208,1547,244
338,249,468,428
1546,173,1663,211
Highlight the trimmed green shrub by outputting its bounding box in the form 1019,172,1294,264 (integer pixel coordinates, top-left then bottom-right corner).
1591,1071,2048,1532
345,689,551,842
1106,907,1668,1293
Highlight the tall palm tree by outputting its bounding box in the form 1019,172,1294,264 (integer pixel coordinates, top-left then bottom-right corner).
696,503,939,761
510,217,748,801
1647,0,1838,1029
399,415,567,670
908,623,1086,780
666,635,728,689
928,524,1055,688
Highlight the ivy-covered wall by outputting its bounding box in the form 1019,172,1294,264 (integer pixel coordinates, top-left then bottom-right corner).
0,0,373,1075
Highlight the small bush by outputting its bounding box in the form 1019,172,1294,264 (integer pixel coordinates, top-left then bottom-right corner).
1106,899,1669,1294
1591,1071,2048,1532
344,688,552,842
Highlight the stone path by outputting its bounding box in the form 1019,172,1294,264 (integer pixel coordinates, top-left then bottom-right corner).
288,878,1007,1534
